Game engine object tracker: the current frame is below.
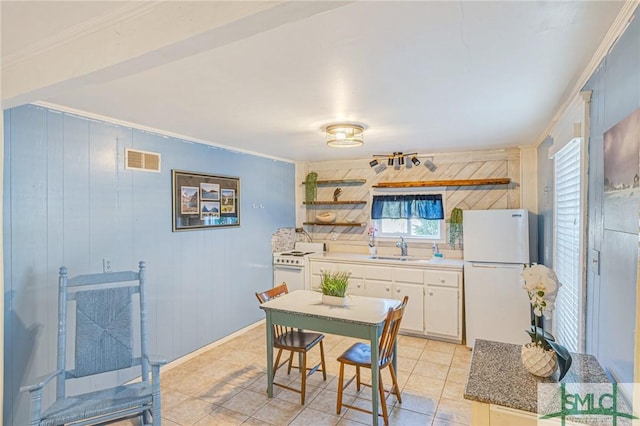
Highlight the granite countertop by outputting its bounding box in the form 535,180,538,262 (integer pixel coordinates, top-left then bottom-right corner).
311,252,464,270
464,339,610,413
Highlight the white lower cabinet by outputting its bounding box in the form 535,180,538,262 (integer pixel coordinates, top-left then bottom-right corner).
349,278,366,296
311,261,366,296
309,257,463,343
424,270,462,342
391,267,425,334
393,282,424,333
425,286,459,337
364,279,392,299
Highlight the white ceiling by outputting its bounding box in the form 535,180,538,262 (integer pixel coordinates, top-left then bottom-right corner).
1,1,625,162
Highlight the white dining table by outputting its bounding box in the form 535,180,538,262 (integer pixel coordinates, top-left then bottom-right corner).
259,290,401,426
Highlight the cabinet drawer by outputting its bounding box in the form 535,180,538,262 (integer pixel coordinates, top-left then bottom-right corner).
394,267,424,284
310,262,337,275
424,270,459,288
342,264,365,278
365,266,393,281
311,262,364,278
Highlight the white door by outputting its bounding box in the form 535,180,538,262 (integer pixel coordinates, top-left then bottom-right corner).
425,286,458,338
394,282,424,333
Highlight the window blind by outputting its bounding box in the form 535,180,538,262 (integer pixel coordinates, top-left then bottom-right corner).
553,138,583,353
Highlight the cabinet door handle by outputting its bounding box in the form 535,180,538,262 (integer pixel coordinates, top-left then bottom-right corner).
440,278,445,283
428,291,434,296
396,289,401,293
386,286,390,291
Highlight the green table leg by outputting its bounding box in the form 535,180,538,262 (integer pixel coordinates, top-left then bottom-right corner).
266,314,274,398
370,326,380,426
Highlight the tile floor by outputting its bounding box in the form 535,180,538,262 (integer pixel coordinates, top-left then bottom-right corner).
115,324,473,426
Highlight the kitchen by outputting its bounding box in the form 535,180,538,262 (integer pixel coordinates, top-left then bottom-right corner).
3,2,640,425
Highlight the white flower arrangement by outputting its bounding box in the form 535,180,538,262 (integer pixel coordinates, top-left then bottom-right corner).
521,264,561,317
520,263,572,379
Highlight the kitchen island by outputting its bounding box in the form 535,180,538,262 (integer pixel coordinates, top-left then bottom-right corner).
464,339,619,425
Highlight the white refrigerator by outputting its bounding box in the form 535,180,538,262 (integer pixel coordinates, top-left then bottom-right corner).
463,209,537,348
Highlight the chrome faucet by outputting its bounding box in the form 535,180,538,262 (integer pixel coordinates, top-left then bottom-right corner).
396,236,408,256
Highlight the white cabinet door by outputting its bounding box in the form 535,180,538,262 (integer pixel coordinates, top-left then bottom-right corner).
425,286,459,338
394,282,424,333
348,278,366,296
365,280,393,299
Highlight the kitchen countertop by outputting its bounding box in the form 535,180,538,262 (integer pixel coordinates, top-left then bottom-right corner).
464,339,610,413
311,252,464,270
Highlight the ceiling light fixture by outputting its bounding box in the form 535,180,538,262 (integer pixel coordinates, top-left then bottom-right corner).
369,159,379,168
326,124,364,148
410,156,420,166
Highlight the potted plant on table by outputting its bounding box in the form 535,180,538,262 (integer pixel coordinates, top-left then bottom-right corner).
520,264,572,379
319,270,350,306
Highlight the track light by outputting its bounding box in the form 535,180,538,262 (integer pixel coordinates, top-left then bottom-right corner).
369,152,430,170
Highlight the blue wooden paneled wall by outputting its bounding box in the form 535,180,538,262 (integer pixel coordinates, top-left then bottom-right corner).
3,104,296,425
582,7,639,390
537,6,638,394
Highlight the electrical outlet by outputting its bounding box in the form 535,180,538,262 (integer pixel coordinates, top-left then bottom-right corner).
103,258,112,273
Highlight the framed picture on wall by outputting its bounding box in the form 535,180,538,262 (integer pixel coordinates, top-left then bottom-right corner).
172,170,240,231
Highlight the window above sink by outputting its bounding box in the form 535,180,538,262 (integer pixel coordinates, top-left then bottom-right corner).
371,188,446,242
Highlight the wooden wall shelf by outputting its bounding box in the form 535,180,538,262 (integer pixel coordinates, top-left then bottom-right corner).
302,178,367,186
303,200,367,205
303,222,366,227
372,178,511,188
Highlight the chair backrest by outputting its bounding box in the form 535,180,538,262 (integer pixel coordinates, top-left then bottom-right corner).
255,282,288,304
56,261,149,399
378,296,408,367
256,283,290,339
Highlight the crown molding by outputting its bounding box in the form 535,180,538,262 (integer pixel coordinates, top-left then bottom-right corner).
33,101,295,165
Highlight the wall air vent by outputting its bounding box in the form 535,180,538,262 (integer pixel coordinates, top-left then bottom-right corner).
125,148,161,173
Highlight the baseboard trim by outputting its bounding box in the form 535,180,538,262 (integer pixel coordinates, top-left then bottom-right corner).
127,319,264,384
162,319,265,373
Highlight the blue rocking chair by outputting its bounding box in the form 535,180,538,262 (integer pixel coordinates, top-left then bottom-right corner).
20,261,166,425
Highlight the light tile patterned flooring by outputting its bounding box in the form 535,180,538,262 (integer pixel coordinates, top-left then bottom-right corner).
115,324,473,426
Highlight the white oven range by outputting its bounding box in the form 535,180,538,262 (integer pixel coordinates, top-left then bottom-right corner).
272,242,324,291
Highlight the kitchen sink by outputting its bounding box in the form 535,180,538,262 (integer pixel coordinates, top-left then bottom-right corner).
369,255,421,262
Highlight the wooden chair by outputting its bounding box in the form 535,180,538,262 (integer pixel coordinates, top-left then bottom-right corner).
336,296,408,426
255,283,327,404
20,261,166,425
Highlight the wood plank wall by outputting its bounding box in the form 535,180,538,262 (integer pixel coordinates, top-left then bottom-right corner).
298,148,521,248
3,104,296,425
